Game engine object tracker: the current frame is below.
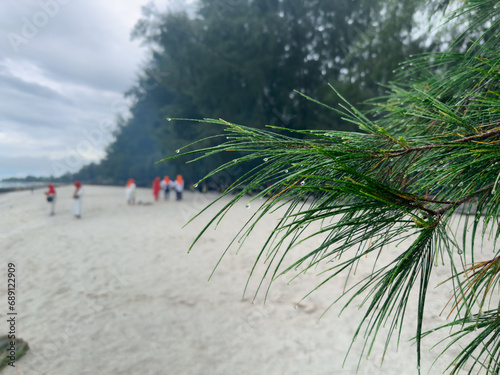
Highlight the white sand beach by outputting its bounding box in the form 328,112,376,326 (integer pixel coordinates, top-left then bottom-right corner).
1,185,491,374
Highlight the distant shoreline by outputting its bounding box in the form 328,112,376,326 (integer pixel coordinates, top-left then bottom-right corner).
0,182,124,194
0,182,43,194
0,182,66,194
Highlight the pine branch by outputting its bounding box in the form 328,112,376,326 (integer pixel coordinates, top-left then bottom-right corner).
161,1,500,373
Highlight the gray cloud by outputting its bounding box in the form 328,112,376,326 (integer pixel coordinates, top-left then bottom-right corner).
0,156,64,179
0,0,180,178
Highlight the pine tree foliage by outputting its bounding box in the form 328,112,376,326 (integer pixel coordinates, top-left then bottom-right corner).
163,0,499,373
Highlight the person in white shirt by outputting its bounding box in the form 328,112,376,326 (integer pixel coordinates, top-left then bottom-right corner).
73,181,83,218
172,175,184,201
160,176,171,200
45,183,56,216
125,178,136,205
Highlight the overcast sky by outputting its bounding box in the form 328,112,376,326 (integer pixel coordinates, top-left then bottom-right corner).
0,0,197,179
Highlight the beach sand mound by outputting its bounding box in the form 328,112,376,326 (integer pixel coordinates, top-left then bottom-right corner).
0,336,29,371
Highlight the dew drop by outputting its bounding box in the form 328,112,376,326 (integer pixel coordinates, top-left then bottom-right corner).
300,181,305,186
194,184,198,188
264,158,269,162
457,250,463,255
285,169,289,173
246,204,251,209
167,118,172,121
233,159,238,163
175,149,180,154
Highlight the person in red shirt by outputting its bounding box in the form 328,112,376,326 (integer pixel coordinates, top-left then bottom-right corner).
152,177,161,201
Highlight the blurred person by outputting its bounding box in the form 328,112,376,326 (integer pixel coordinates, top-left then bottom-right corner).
173,175,184,201
125,178,136,205
44,184,56,216
73,181,83,218
152,177,161,201
161,176,171,200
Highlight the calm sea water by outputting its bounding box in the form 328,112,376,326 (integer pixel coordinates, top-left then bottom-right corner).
0,181,48,190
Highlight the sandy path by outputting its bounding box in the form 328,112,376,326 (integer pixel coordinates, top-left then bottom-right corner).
0,185,488,374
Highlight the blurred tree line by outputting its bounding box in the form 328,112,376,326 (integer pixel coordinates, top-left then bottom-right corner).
75,0,449,187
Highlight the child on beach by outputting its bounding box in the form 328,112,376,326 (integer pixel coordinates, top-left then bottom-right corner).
125,178,136,205
152,177,161,201
173,175,184,201
44,184,56,215
73,181,83,218
161,176,171,200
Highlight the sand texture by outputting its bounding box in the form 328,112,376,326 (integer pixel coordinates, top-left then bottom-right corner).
1,185,492,374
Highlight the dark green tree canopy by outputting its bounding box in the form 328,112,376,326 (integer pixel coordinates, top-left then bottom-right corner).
77,0,444,185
